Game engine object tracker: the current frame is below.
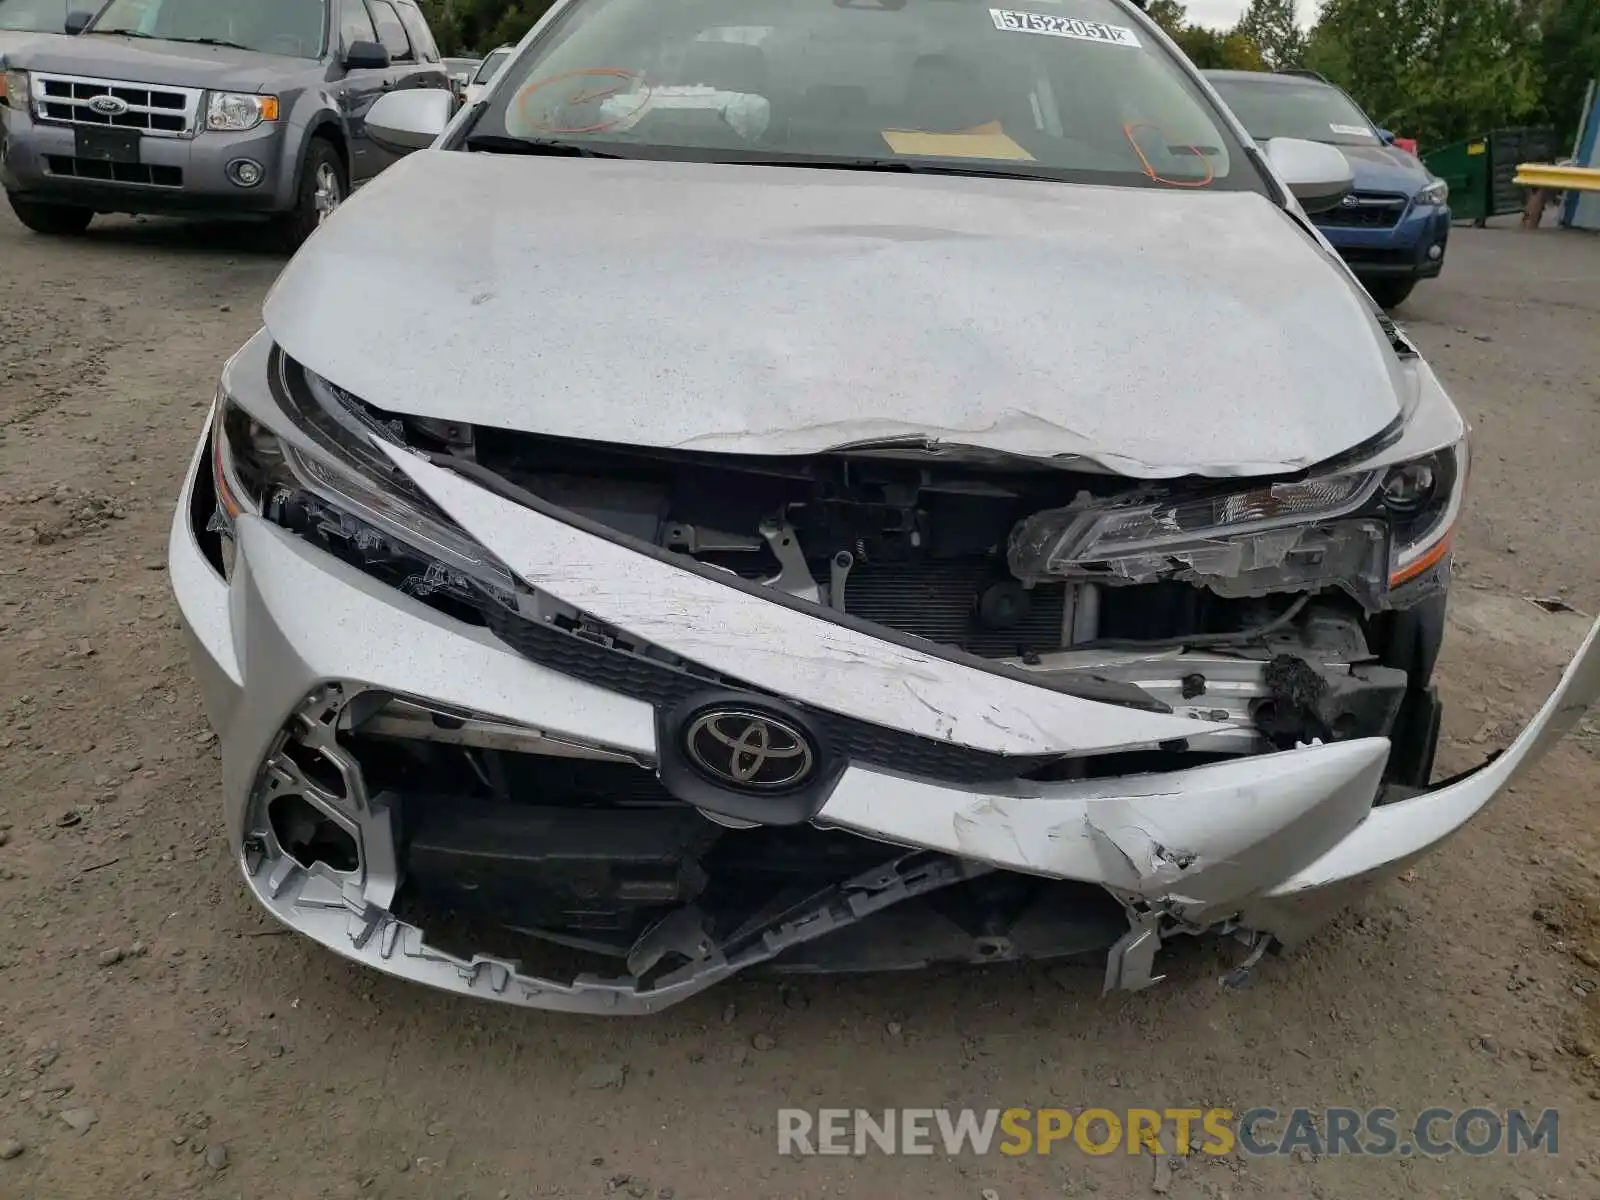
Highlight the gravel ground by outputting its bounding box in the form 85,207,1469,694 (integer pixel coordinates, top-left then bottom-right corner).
2,209,1600,1200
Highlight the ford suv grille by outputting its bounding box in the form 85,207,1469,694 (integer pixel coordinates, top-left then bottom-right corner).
32,73,202,137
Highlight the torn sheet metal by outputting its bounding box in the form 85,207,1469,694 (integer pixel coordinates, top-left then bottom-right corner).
381,443,1206,757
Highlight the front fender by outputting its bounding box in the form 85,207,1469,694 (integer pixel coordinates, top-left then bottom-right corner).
275,92,349,206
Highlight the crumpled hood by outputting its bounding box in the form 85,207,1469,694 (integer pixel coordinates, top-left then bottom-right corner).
1338,141,1433,193
264,150,1410,478
7,33,295,91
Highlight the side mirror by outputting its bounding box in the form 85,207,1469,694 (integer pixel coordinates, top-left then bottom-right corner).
367,88,454,154
1264,137,1354,214
343,40,391,71
64,10,93,34
1376,127,1396,145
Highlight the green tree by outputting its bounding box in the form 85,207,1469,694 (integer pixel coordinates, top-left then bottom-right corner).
1144,0,1190,34
1174,26,1269,69
1235,0,1307,68
1527,0,1600,147
1142,0,1269,68
417,0,556,56
1305,0,1542,147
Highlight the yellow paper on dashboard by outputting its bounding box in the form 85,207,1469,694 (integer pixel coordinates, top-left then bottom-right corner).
881,122,1035,161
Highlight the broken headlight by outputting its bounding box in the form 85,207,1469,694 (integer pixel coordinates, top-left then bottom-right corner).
208,360,516,608
1006,440,1467,610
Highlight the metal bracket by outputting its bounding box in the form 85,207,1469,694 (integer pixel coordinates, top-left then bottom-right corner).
828,550,854,610
1103,912,1166,993
759,518,822,604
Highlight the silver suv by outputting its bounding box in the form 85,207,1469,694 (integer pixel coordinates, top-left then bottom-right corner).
0,0,449,246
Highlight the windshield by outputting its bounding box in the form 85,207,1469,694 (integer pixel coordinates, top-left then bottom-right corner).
471,0,1265,193
88,0,328,57
0,0,67,33
1208,74,1377,147
474,47,511,83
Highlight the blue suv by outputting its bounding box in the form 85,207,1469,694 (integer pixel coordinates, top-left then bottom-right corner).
1206,69,1451,309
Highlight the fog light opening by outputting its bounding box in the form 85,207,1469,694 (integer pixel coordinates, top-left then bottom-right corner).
268,792,359,873
1427,244,1443,261
281,736,349,801
226,158,264,188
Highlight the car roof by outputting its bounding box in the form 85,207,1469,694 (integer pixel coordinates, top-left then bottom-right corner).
1205,70,1333,88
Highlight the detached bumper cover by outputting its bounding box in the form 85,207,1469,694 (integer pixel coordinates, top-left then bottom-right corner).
170,429,1600,1012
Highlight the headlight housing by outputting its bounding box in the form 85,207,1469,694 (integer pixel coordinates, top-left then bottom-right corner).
206,91,280,132
210,357,515,609
1384,441,1466,588
1007,440,1467,611
2,69,29,112
1416,178,1449,206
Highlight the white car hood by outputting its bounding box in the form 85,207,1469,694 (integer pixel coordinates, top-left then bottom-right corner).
264,150,1407,478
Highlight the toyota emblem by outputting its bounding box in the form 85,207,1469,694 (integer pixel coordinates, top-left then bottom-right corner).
683,709,816,791
88,94,131,117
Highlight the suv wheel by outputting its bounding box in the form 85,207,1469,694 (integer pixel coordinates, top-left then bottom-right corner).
1366,279,1416,310
7,195,93,236
273,138,347,252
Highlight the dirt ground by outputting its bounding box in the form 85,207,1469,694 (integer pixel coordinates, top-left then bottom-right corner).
2,209,1600,1200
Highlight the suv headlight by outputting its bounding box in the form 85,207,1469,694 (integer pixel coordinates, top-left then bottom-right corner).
210,354,514,607
1007,439,1468,611
2,69,29,111
1416,178,1449,206
206,91,280,132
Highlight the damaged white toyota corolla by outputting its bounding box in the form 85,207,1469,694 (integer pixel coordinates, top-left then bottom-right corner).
170,0,1600,1012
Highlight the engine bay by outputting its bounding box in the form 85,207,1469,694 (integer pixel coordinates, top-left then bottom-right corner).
464,426,1337,660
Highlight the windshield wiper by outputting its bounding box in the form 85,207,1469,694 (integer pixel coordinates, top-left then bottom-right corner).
164,36,254,50
87,30,253,48
716,154,1065,184
463,134,627,158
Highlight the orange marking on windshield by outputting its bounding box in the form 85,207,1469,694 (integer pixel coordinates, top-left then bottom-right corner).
1122,122,1215,189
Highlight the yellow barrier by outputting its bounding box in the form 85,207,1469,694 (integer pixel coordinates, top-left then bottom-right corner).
1514,163,1600,192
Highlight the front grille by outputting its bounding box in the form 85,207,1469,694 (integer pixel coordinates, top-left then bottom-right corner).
840,559,1067,659
1337,246,1412,266
1316,192,1408,229
33,73,201,137
46,156,182,187
477,599,1065,784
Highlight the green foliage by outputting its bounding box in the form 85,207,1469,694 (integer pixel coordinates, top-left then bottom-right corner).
1145,1,1269,69
1304,0,1549,148
1173,25,1269,70
1144,0,1189,35
1529,0,1600,146
416,0,555,56
1235,0,1307,68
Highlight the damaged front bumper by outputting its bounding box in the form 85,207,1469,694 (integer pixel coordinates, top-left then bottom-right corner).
170,421,1600,1013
